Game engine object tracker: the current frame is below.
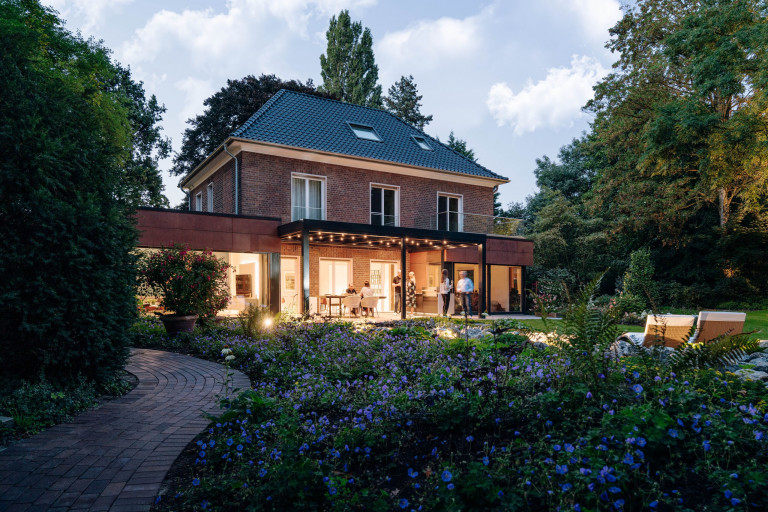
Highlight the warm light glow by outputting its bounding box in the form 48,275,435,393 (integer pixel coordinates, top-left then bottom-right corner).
263,318,273,328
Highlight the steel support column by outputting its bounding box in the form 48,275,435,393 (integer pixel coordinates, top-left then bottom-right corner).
301,225,310,317
401,236,407,320
478,241,486,316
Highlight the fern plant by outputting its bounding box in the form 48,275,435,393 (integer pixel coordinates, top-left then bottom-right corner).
668,333,758,371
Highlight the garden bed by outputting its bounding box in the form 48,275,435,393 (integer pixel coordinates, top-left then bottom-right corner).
131,316,768,511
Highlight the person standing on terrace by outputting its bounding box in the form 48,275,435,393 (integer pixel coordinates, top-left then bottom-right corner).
457,271,474,318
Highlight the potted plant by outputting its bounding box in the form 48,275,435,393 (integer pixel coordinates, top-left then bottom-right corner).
137,244,231,335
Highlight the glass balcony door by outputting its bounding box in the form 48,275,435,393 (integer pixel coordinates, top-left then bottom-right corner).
371,185,398,226
437,194,461,231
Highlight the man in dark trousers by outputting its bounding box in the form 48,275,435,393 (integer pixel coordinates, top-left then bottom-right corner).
392,270,402,314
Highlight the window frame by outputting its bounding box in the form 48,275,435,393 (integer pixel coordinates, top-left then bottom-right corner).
195,192,203,212
369,183,400,227
346,122,383,142
291,172,327,221
207,183,214,212
436,192,463,232
411,135,432,151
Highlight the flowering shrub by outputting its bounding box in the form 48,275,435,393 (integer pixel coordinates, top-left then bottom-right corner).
137,244,231,320
137,318,768,512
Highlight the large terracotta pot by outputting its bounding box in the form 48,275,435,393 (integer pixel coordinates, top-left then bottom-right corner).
160,314,198,335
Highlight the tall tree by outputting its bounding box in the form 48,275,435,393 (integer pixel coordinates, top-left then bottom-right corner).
172,74,330,177
112,63,172,207
319,10,382,107
383,75,433,129
0,0,138,386
446,131,476,161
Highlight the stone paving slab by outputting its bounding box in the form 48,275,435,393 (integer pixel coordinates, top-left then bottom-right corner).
0,348,249,511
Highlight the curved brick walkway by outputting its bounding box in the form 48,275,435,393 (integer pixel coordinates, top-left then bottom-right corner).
0,348,249,512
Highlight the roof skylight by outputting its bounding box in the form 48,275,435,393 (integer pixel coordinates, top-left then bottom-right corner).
348,123,382,142
412,135,432,151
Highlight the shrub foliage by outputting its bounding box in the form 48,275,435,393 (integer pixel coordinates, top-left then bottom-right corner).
0,0,137,387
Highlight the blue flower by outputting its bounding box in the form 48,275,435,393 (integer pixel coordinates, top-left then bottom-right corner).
483,456,490,466
609,486,621,494
755,431,764,441
703,440,711,452
613,499,625,509
649,501,658,508
408,468,419,478
198,450,206,458
328,487,337,495
561,483,573,492
399,498,409,509
226,438,234,446
192,478,200,486
731,498,741,505
447,483,455,490
574,505,581,512
441,470,452,482
553,444,561,451
668,429,679,438
724,490,733,499
556,464,568,475
466,435,474,442
236,444,243,451
623,453,634,465
632,384,643,394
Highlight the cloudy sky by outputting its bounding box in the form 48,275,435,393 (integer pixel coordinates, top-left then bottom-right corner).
45,0,624,208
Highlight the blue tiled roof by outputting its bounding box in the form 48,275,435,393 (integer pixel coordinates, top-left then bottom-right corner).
231,90,507,181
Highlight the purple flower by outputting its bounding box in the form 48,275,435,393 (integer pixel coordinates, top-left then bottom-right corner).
192,478,200,486
632,384,643,394
447,483,455,490
586,392,593,399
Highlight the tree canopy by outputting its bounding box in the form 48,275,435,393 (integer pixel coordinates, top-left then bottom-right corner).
319,10,382,107
0,0,140,385
383,75,433,129
508,0,768,307
172,74,332,177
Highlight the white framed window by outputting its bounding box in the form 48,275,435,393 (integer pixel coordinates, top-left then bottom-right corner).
207,183,214,212
319,258,352,296
291,173,326,221
195,192,203,212
370,183,399,226
347,122,383,142
437,192,463,232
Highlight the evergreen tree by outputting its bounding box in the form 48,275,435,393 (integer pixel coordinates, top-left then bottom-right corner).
383,75,433,129
446,131,476,161
319,10,382,107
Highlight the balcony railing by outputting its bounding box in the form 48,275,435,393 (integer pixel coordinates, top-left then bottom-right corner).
420,212,524,236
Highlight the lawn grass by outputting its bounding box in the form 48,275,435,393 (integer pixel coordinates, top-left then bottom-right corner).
516,309,768,338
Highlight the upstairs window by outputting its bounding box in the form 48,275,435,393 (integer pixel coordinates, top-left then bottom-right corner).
437,193,462,232
348,122,382,142
207,183,214,212
412,135,432,151
292,173,326,221
195,192,202,212
370,184,399,226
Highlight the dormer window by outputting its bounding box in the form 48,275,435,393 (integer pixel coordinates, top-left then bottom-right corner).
412,135,432,151
348,122,382,142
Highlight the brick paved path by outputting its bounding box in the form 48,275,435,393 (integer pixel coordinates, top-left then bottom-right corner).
0,348,250,511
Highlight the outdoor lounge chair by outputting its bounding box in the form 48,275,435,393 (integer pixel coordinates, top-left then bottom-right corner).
342,295,361,317
360,296,379,317
619,314,697,349
690,311,746,344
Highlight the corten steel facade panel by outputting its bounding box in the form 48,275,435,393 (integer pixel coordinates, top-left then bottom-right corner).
135,208,280,254
485,237,534,266
199,151,495,226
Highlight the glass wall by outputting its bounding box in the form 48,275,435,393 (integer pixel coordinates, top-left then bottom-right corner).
217,252,271,315
489,265,523,313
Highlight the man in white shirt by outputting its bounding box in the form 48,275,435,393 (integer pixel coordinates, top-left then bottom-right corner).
456,271,474,317
360,280,374,317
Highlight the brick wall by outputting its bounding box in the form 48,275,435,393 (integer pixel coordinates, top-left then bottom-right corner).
227,152,495,226
281,243,417,297
190,157,237,213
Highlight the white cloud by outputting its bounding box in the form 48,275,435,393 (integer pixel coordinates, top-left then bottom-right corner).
486,55,608,135
377,5,493,71
175,77,214,124
552,0,622,41
121,0,375,65
47,0,134,32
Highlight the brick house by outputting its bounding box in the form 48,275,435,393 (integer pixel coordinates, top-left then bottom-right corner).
136,90,533,317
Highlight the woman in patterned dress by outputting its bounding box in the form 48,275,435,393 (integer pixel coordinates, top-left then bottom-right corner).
406,271,417,316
